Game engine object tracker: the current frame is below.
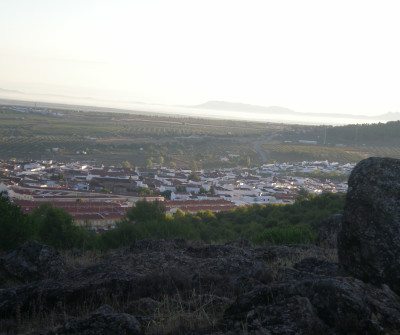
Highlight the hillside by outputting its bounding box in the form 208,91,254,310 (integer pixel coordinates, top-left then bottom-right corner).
1,157,400,334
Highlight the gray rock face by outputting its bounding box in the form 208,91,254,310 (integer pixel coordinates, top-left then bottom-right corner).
223,277,400,334
1,227,400,334
315,214,342,249
0,240,65,286
338,157,400,294
58,305,142,335
293,257,340,277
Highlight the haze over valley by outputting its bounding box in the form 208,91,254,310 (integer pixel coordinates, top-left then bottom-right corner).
1,1,400,124
1,88,398,125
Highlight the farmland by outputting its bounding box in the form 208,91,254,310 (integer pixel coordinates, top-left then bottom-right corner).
1,103,400,167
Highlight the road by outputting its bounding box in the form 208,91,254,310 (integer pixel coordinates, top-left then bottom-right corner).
254,133,279,163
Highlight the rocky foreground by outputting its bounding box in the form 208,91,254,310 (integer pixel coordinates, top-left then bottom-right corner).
1,156,400,334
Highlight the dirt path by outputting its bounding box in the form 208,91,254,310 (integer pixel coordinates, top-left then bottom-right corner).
254,134,279,163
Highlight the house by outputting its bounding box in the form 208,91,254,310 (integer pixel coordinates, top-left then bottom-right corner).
73,212,125,231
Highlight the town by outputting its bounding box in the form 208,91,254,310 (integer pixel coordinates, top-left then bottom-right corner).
0,159,354,232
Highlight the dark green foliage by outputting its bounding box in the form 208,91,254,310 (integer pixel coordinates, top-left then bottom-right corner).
0,195,29,251
188,172,200,182
327,121,400,145
135,187,153,195
176,186,186,192
29,204,95,250
160,190,172,200
0,199,97,251
0,194,346,252
98,194,345,249
253,226,316,245
98,221,139,250
126,200,166,224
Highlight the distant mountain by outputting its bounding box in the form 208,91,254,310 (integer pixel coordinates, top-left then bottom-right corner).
374,112,400,122
0,87,152,106
0,88,24,95
192,101,297,114
191,101,400,122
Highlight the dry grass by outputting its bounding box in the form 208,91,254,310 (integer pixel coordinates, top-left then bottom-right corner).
265,246,338,271
144,291,232,335
6,289,230,335
1,244,339,334
61,249,108,271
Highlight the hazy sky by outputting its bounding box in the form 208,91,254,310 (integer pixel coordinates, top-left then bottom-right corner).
1,0,400,116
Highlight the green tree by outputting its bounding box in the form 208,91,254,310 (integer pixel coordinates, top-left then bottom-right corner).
126,200,166,224
246,156,251,167
173,209,185,219
176,186,186,192
160,190,172,200
135,187,153,195
120,161,132,168
188,172,200,182
296,188,310,201
158,156,164,165
50,173,65,181
0,195,29,251
190,160,198,171
146,158,153,168
209,185,216,195
199,186,207,194
29,203,87,249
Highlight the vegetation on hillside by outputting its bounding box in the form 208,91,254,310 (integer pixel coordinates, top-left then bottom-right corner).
0,107,273,168
0,193,345,252
2,105,400,169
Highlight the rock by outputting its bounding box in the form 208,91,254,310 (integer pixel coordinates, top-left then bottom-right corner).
338,157,400,294
0,242,254,319
315,214,342,248
254,244,330,266
248,262,273,284
125,297,162,316
58,307,142,335
293,257,340,277
224,277,400,334
225,238,252,248
1,235,399,334
239,295,331,334
275,267,320,283
0,240,65,286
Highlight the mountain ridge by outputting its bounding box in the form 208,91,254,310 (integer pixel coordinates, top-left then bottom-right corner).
191,100,400,121
1,88,399,122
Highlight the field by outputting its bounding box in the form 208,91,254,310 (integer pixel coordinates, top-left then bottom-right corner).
1,103,400,168
0,106,272,167
261,143,400,164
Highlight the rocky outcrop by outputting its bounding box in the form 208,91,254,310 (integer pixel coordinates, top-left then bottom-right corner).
0,241,341,334
315,214,342,248
223,277,400,334
0,240,65,286
56,305,142,335
0,238,399,335
338,157,400,294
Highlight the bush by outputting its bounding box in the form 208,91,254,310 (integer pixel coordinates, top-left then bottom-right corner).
253,227,316,245
29,203,94,250
0,195,29,251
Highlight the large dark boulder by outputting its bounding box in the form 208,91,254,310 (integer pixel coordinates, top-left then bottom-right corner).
315,214,342,249
293,257,340,277
0,240,65,286
57,305,142,335
338,157,400,294
224,277,400,334
1,235,399,334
